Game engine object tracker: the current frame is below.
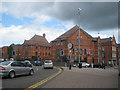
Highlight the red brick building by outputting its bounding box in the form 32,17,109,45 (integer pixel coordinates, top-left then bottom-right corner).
0,47,2,59
2,46,8,59
117,43,120,65
2,34,51,62
51,25,117,66
1,26,118,66
51,25,103,64
101,36,117,66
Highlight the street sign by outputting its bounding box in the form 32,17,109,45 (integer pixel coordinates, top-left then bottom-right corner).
76,52,80,54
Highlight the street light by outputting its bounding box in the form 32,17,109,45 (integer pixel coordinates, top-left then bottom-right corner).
78,8,81,67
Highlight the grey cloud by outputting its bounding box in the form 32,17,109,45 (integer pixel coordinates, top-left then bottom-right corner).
2,2,118,31
48,2,118,31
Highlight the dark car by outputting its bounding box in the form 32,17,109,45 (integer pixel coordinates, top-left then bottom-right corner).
34,61,42,66
93,63,101,68
93,63,105,69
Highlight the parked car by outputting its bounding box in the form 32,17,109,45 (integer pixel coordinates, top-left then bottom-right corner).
93,63,105,69
23,60,32,67
82,62,90,68
0,61,34,78
73,63,78,67
93,63,101,68
43,60,53,69
34,61,42,66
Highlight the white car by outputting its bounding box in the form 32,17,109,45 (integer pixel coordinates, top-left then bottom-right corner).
82,62,90,68
44,60,53,69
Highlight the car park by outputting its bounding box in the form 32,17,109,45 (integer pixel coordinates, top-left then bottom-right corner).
0,61,34,78
43,60,53,69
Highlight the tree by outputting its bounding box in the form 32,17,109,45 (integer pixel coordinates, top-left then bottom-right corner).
7,45,13,59
31,56,37,61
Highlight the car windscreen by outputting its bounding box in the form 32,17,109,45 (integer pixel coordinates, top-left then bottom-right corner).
0,61,11,65
45,60,52,63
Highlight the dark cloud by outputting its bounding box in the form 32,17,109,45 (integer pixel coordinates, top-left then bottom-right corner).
48,2,118,31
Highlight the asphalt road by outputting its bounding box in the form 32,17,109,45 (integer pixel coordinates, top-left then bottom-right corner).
43,67,119,88
1,66,59,89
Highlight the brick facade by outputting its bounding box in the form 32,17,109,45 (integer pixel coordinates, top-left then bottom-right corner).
51,26,117,66
2,34,51,62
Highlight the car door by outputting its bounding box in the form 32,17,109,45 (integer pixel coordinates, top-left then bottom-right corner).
11,62,22,75
11,61,26,75
22,62,30,74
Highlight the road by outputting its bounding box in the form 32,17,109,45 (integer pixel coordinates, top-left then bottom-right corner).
43,67,119,88
1,66,59,89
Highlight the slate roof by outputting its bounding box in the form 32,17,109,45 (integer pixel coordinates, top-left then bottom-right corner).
101,37,112,42
52,25,93,42
23,35,51,47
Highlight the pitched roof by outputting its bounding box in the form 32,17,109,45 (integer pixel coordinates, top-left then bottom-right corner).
23,35,51,47
52,25,93,42
101,37,112,42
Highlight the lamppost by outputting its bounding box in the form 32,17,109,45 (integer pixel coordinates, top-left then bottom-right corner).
98,33,100,63
78,8,81,68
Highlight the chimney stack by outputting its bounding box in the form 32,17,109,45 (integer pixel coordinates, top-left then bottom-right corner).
43,33,46,38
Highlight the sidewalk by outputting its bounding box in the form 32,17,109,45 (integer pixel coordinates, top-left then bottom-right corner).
43,67,118,88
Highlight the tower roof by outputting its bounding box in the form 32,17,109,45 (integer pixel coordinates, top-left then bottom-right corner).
23,35,51,47
52,25,93,42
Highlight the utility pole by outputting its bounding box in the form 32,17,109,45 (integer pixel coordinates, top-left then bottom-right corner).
78,8,81,68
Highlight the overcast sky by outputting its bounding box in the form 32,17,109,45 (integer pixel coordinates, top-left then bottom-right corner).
0,1,119,47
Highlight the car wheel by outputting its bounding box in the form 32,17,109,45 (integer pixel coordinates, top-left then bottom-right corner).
9,71,15,78
29,70,34,75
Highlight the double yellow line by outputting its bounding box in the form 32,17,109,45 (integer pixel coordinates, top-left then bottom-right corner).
25,67,62,90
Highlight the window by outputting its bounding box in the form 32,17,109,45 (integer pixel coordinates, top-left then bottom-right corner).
12,51,16,56
11,62,24,67
49,52,50,56
40,52,41,55
84,49,87,55
61,42,63,46
43,52,44,55
36,46,38,49
112,46,116,51
76,41,82,46
56,42,58,46
98,50,101,55
58,42,60,46
98,43,100,46
77,56,81,61
80,49,82,55
84,57,87,62
46,52,47,56
46,47,47,50
102,47,105,51
35,52,38,56
72,49,74,54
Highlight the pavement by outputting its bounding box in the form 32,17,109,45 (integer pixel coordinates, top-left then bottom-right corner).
43,66,119,88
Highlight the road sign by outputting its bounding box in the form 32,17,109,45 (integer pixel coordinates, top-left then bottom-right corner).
76,52,80,54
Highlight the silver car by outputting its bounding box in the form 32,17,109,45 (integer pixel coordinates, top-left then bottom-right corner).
0,61,34,78
44,60,53,69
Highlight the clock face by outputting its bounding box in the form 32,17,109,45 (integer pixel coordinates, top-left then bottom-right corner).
68,43,73,49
